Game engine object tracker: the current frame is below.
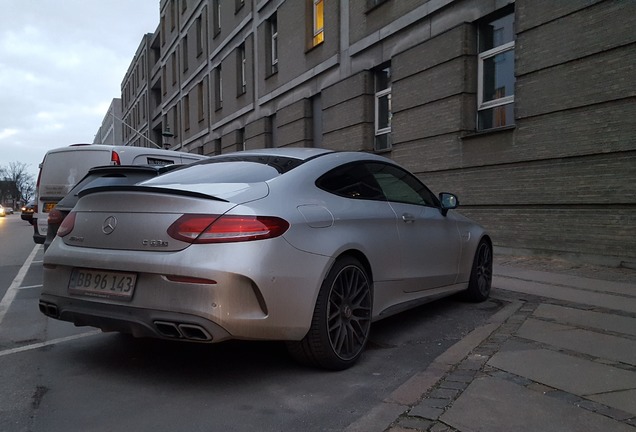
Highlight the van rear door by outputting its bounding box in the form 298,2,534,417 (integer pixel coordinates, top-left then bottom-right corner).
35,147,112,241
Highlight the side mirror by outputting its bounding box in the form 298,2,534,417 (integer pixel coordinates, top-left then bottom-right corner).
439,192,459,216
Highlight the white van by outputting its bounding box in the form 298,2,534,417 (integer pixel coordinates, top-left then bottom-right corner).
33,144,207,244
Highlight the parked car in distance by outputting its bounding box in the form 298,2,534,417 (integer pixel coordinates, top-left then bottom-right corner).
33,143,208,245
40,148,492,370
44,164,184,251
21,201,35,224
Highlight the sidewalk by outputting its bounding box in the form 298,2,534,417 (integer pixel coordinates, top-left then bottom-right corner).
346,255,636,432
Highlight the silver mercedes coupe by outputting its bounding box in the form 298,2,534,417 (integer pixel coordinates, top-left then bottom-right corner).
40,148,492,370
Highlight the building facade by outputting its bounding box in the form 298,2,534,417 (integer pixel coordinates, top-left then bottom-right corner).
93,98,123,145
115,0,636,266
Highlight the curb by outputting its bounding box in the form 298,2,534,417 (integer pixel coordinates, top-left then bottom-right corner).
344,297,523,432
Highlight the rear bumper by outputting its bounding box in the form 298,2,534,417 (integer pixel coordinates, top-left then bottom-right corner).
39,294,232,342
42,239,331,342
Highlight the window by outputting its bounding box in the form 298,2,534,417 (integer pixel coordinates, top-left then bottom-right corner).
162,66,167,95
312,0,324,46
197,81,205,122
214,66,223,110
311,94,322,148
374,65,392,151
183,93,190,131
161,16,166,45
318,162,436,206
268,14,278,75
268,114,277,148
316,163,385,201
478,7,515,130
369,164,437,207
212,0,221,37
235,0,244,13
181,0,187,13
237,43,246,95
195,15,203,57
171,52,177,85
172,108,179,139
170,0,176,30
182,35,189,72
237,128,245,151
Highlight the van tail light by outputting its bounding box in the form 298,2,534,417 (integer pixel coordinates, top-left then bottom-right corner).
57,211,77,237
111,151,121,165
167,214,289,244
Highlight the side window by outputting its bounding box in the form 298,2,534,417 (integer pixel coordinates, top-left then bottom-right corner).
368,163,438,207
316,163,385,200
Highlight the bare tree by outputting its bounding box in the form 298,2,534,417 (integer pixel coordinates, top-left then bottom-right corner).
0,162,35,207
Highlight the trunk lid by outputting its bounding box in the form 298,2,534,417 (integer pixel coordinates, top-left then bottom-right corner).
61,183,268,251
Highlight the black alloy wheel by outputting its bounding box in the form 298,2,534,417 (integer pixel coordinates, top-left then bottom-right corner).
287,256,373,370
465,240,493,302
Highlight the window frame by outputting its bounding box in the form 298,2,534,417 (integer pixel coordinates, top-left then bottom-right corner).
214,65,223,111
237,43,247,96
374,65,392,152
312,0,324,46
477,40,515,111
476,8,516,130
270,15,278,74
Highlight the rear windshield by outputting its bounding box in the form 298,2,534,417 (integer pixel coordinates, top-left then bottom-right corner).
142,161,282,185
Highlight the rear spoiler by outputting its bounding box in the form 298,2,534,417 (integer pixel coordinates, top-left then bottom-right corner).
78,185,228,202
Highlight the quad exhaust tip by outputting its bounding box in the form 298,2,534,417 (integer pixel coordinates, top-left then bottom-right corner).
154,321,213,341
39,301,59,319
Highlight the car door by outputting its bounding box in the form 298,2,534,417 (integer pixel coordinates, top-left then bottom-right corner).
368,163,462,292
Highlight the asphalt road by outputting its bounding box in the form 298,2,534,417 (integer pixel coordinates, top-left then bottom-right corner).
0,214,504,432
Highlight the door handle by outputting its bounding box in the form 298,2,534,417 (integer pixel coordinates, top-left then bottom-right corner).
402,213,415,223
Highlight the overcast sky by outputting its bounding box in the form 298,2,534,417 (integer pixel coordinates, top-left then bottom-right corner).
0,0,160,180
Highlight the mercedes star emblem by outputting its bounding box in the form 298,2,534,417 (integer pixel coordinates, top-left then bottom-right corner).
102,216,118,235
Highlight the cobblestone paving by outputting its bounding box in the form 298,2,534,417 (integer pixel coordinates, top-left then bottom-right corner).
385,254,636,432
388,297,636,431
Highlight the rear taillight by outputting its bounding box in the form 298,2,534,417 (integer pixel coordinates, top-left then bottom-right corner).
167,214,290,244
57,211,77,237
111,150,121,165
48,208,66,225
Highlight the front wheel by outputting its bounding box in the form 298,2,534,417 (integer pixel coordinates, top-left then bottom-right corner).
287,256,373,370
464,240,492,302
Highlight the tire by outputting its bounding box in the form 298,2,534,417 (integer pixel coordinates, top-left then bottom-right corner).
464,239,493,302
287,256,373,370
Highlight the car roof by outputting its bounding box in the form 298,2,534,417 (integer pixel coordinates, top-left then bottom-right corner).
215,148,333,161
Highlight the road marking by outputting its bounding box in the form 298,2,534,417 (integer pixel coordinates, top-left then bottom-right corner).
0,331,101,358
17,284,43,290
0,244,41,326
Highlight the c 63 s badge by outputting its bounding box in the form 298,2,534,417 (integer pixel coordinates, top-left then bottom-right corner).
142,239,169,247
